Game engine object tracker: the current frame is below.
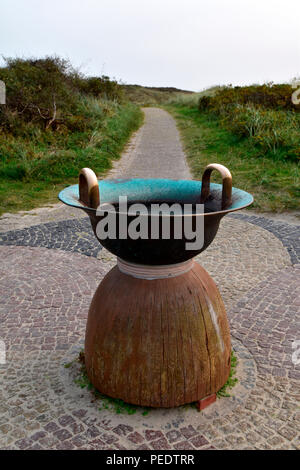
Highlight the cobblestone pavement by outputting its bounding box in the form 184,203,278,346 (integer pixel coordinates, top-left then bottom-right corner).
0,246,299,450
0,108,299,450
232,213,300,265
117,107,190,179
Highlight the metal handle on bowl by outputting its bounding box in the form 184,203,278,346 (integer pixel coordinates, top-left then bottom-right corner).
200,163,232,210
79,168,100,209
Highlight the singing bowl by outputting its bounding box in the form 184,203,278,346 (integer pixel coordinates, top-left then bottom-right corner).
59,171,253,266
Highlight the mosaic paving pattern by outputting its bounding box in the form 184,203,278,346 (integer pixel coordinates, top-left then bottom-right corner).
232,213,300,265
0,213,298,267
0,107,299,450
0,245,299,450
230,265,300,381
0,218,99,258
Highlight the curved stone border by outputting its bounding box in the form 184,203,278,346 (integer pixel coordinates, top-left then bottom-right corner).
231,213,300,265
0,217,99,258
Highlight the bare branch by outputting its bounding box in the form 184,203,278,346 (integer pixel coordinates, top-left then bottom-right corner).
46,95,57,129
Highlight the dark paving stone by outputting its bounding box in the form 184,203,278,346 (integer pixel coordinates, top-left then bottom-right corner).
0,217,100,258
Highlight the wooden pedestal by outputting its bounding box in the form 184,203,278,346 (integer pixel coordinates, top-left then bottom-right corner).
84,261,231,408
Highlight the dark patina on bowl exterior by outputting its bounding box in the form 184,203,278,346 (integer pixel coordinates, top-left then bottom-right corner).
59,174,253,265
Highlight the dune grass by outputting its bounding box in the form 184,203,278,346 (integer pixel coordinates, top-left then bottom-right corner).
121,84,193,106
167,86,224,108
167,105,299,212
0,98,143,215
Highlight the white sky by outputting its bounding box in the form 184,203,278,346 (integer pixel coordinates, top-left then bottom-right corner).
1,0,299,91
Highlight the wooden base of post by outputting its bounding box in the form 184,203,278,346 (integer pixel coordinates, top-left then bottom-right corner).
84,260,231,408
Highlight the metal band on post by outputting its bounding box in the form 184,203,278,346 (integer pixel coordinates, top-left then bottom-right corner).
200,163,232,210
117,258,194,280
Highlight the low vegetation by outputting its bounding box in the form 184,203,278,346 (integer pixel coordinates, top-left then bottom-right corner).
1,57,298,215
167,85,223,108
65,351,151,416
122,84,193,106
217,351,238,398
167,83,299,212
0,57,143,215
198,84,300,162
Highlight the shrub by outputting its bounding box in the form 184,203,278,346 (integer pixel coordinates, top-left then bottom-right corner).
0,56,124,134
74,75,123,102
0,56,79,131
198,83,299,112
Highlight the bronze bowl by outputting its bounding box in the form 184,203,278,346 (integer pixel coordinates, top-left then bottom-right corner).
59,164,253,265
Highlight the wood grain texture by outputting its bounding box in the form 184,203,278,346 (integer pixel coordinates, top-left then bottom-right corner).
85,262,231,407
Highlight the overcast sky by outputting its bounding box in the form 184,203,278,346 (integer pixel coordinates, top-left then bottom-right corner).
1,0,299,91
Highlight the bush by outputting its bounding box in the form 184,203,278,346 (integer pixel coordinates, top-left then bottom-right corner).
0,55,142,215
0,56,79,131
198,83,299,112
0,56,124,134
74,75,123,102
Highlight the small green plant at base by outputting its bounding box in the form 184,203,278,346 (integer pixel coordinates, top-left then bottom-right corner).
217,350,238,398
63,362,73,369
186,350,238,412
73,351,151,416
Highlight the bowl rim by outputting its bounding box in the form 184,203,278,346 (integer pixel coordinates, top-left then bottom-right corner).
58,178,254,217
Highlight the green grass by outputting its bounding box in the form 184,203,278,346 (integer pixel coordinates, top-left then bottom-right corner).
167,105,299,212
217,351,238,398
0,98,143,215
167,86,224,108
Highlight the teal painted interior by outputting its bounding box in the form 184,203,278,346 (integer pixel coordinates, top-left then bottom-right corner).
58,178,253,213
